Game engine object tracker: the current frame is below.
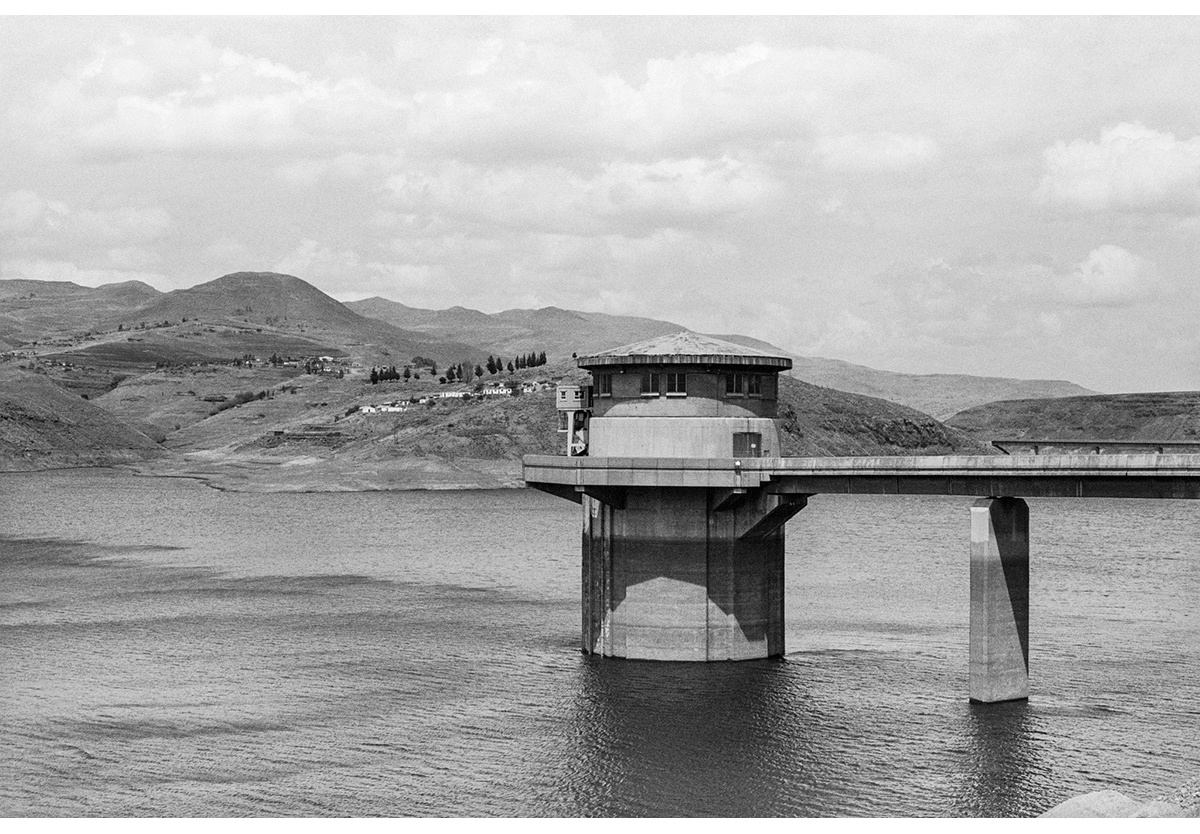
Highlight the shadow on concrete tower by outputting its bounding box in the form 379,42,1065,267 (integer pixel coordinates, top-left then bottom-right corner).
539,332,805,661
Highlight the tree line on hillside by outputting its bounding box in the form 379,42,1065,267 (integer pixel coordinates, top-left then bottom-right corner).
369,350,547,385
487,352,546,374
372,365,413,384
371,362,481,385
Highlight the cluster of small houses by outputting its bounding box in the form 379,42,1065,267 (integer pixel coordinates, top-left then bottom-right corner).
358,380,553,414
236,354,350,374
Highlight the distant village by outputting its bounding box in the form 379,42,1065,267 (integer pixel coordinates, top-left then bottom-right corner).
2,311,560,434
356,351,553,414
356,379,554,414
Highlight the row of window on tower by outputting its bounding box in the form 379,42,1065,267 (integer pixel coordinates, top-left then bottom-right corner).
593,372,766,398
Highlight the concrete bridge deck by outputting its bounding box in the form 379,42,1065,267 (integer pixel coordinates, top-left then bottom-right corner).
524,453,1200,500
523,452,1199,694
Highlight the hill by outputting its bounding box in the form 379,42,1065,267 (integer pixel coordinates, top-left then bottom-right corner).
0,278,160,302
348,297,1096,419
346,298,686,361
0,273,485,371
0,367,164,471
129,272,373,332
115,272,483,367
947,391,1200,443
95,364,304,433
0,278,162,344
783,355,1097,420
122,360,989,492
777,376,991,456
5,276,1098,421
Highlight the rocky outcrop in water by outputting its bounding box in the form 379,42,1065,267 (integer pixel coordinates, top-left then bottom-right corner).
1041,779,1200,817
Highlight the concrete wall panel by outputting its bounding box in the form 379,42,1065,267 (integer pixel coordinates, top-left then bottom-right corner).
589,416,782,458
582,486,792,661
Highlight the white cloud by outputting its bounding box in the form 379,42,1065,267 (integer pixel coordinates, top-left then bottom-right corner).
18,34,405,160
275,153,399,188
4,18,1199,393
358,226,742,317
875,246,1162,319
786,246,1188,390
200,238,254,271
274,159,331,188
805,309,886,357
352,262,437,302
0,190,58,234
634,44,901,153
15,29,921,170
1,190,170,251
71,205,171,245
1035,123,1200,214
815,132,940,173
1052,245,1160,307
273,240,362,283
384,156,778,235
594,157,780,220
107,246,161,270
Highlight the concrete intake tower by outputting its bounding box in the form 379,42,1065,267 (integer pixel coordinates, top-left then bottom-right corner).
568,333,800,661
528,334,1200,695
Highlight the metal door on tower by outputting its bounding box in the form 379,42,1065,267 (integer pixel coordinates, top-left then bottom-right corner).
733,432,763,457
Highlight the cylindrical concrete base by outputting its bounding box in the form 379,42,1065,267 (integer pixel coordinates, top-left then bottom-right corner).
581,488,794,661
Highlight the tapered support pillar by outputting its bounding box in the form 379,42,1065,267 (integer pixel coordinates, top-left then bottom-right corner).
581,487,803,661
969,497,1029,703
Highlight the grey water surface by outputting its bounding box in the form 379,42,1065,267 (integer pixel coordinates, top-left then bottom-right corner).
2,468,1197,817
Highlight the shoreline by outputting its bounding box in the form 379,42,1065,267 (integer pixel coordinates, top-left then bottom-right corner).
0,458,528,494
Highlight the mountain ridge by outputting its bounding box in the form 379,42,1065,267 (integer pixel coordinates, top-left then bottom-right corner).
345,295,1098,417
1,272,485,368
4,273,1100,420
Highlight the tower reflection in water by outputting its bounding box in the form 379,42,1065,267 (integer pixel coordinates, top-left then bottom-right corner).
552,652,1057,817
950,701,1051,817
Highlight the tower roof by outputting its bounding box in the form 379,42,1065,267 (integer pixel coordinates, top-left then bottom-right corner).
576,331,792,370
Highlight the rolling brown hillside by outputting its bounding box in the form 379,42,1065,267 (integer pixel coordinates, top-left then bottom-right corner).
0,273,486,369
777,376,992,456
0,279,162,343
128,361,991,491
114,272,484,366
6,275,1098,423
947,391,1200,442
0,368,163,471
785,355,1098,421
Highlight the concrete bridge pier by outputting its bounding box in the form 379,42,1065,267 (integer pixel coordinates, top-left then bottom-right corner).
970,497,1030,703
581,487,806,661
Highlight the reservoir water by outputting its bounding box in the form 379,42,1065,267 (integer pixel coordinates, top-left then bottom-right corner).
2,468,1197,817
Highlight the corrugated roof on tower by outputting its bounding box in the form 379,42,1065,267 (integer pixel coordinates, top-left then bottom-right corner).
576,331,792,370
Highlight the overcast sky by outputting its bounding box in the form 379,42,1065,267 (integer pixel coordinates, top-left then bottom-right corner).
2,16,1198,392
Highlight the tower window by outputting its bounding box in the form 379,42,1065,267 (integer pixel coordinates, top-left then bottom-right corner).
725,373,744,396
747,374,762,396
597,373,612,397
640,372,660,396
665,372,687,396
